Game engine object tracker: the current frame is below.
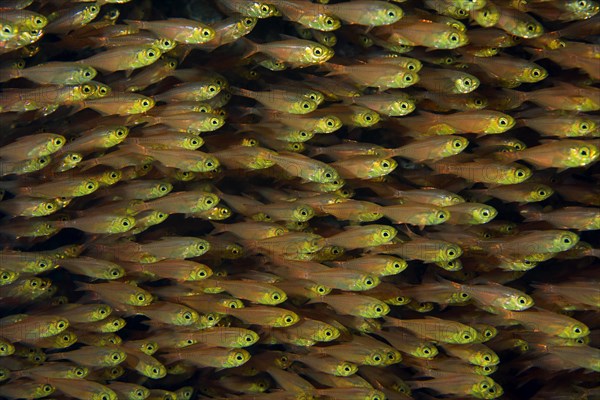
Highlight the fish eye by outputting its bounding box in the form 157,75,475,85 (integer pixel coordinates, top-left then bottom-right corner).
90,5,98,12
46,203,55,210
579,147,589,156
284,315,294,323
99,87,108,94
235,353,244,361
372,354,382,362
2,26,11,34
532,69,541,77
111,268,121,276
142,100,150,107
261,4,270,12
447,248,456,256
573,326,582,334
516,169,525,177
580,122,589,131
35,18,43,25
86,182,95,190
244,18,254,25
152,368,159,374
404,74,413,82
381,160,390,168
463,78,472,86
137,294,146,302
381,230,391,237
183,312,192,320
563,237,572,244
457,9,467,15
375,306,382,313
481,209,490,217
201,28,212,37
111,353,120,360
325,17,334,25
313,47,323,56
449,33,459,42
84,70,92,77
147,50,156,58
463,333,472,340
43,385,53,393
211,118,220,125
168,60,176,67
475,98,483,105
208,85,217,93
302,101,311,109
317,286,326,294
460,292,469,298
526,24,535,32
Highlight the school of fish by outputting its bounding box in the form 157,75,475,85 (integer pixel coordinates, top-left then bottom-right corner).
0,0,599,399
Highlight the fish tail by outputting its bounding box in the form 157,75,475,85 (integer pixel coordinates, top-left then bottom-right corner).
519,205,543,222
229,86,251,98
119,143,150,156
324,63,345,76
73,281,91,292
239,37,259,59
123,19,145,29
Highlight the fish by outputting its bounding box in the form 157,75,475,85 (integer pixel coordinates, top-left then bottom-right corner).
241,37,334,66
80,44,162,73
497,139,599,169
385,316,479,344
125,18,215,44
324,0,404,27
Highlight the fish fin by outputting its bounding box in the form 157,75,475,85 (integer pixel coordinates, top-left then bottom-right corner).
238,37,259,59
397,224,420,239
73,281,91,292
123,19,143,28
518,204,543,222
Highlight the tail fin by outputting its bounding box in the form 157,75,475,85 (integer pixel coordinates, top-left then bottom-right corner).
238,37,260,59
519,205,544,222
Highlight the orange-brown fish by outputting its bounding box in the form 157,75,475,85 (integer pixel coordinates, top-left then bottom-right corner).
521,206,600,231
